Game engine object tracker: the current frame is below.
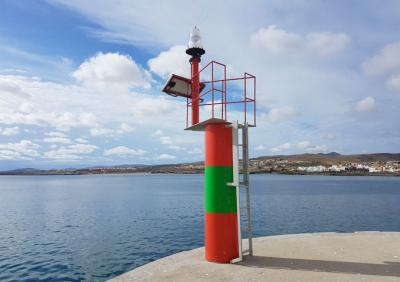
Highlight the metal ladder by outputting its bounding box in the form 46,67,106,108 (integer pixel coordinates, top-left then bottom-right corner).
228,121,253,263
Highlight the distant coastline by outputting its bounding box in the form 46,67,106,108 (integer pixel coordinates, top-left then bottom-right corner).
1,152,399,176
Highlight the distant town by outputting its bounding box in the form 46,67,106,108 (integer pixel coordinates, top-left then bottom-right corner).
249,152,400,175
1,152,400,176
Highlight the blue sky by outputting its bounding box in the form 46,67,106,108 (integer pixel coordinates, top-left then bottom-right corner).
0,0,399,170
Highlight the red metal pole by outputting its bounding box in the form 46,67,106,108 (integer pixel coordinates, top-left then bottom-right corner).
191,58,200,125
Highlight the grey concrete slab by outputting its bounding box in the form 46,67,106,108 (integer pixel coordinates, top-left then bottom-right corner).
109,232,400,282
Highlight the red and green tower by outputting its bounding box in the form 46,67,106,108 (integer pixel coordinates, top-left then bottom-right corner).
162,27,256,263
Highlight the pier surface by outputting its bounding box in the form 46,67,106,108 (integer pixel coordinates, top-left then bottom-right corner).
110,232,400,282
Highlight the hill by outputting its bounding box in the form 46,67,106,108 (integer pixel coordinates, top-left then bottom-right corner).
253,152,400,165
0,153,399,175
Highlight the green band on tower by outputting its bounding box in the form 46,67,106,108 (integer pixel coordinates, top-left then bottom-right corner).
205,166,237,213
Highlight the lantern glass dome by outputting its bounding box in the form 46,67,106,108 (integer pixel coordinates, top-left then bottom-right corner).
188,26,203,49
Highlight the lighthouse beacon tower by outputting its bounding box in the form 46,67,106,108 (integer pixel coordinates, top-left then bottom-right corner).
162,27,256,263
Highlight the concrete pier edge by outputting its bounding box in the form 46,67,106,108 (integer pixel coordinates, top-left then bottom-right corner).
109,232,400,282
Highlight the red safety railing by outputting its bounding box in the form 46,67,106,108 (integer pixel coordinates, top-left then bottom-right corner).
186,60,256,128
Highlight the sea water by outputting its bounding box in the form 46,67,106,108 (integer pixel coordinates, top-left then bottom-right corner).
0,174,399,281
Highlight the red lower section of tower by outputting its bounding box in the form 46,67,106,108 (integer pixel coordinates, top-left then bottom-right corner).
204,122,238,263
204,212,238,262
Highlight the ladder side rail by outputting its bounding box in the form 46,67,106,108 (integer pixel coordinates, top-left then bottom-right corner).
229,121,243,263
228,122,239,187
243,123,253,256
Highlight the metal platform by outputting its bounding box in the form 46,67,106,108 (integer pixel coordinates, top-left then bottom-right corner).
184,118,231,131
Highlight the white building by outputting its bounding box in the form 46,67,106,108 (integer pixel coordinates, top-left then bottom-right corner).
369,167,381,173
297,165,327,172
329,165,346,172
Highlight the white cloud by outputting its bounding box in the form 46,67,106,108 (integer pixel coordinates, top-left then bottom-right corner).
271,142,292,154
0,150,28,161
90,127,114,136
45,131,67,138
0,77,29,98
156,130,200,147
255,145,265,151
21,1,399,162
117,122,134,133
271,141,328,154
43,137,72,144
354,96,377,112
305,32,350,56
131,97,177,120
72,52,151,88
386,73,400,91
188,147,202,154
148,45,190,79
367,52,400,95
43,144,97,160
158,153,176,160
0,44,69,72
0,68,27,74
0,69,189,166
160,136,173,145
0,126,20,136
1,2,398,167
362,42,400,76
0,70,184,140
66,144,97,153
320,133,336,140
251,26,302,54
0,140,40,160
103,146,146,156
54,112,99,131
75,137,88,143
251,25,350,56
264,106,295,123
153,129,163,136
0,109,99,131
297,141,312,149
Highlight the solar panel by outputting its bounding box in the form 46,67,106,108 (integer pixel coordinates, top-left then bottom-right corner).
162,74,205,98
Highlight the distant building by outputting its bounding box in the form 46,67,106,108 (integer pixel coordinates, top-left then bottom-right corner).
369,167,381,173
328,165,346,172
356,164,369,170
297,165,327,172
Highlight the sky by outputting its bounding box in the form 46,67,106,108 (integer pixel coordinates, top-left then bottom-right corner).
0,0,399,170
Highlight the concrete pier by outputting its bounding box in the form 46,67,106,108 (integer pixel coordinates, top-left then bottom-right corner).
110,232,400,282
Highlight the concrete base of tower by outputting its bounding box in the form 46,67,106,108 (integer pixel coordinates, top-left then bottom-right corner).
109,232,400,282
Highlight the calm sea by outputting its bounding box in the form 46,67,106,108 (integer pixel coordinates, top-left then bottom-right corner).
0,174,399,281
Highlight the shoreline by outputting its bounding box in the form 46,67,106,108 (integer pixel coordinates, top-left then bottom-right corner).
0,171,399,177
